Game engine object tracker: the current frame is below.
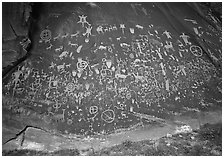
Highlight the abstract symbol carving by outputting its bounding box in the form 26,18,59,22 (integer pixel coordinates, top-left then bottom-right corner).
66,83,76,92
40,29,52,41
53,101,62,112
101,109,115,123
77,15,90,27
89,106,98,114
190,45,203,57
77,58,88,71
61,97,68,104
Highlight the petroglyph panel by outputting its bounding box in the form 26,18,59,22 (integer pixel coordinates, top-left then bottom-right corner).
2,3,221,137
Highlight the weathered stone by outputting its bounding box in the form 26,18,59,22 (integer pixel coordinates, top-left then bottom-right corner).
2,2,222,153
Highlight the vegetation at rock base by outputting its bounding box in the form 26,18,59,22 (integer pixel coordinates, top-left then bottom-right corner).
2,123,221,156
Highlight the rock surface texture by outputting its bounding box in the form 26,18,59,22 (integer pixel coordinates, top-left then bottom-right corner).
2,2,222,153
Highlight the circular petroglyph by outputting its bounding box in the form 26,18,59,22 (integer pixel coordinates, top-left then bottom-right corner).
53,102,62,112
101,109,115,123
67,118,73,125
40,29,52,41
77,60,88,70
89,106,98,114
61,97,68,104
66,83,76,92
190,45,203,57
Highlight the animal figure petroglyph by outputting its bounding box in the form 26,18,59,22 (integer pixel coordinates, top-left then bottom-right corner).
59,51,69,59
70,31,80,38
68,41,78,47
136,24,144,29
57,63,65,71
55,46,63,52
52,109,65,123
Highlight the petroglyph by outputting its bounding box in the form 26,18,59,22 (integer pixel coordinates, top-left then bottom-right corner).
190,45,203,57
120,24,125,34
76,45,83,53
40,29,52,41
59,51,69,59
163,30,172,39
101,109,115,123
89,106,98,114
136,24,144,29
130,28,135,34
164,41,175,52
3,4,221,138
83,25,92,38
180,33,191,45
52,109,66,123
77,15,90,27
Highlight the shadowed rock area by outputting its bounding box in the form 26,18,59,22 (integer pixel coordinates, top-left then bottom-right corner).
2,2,222,155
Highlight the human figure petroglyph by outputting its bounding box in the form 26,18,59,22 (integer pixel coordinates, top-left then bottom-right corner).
155,50,163,60
53,101,62,112
120,24,125,34
83,25,92,38
148,31,154,36
89,106,98,114
163,30,172,39
180,33,191,45
77,15,90,27
129,28,135,34
164,41,175,52
49,62,56,69
12,67,23,87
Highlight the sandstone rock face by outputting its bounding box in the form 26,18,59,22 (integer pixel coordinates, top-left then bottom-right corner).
2,2,222,151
